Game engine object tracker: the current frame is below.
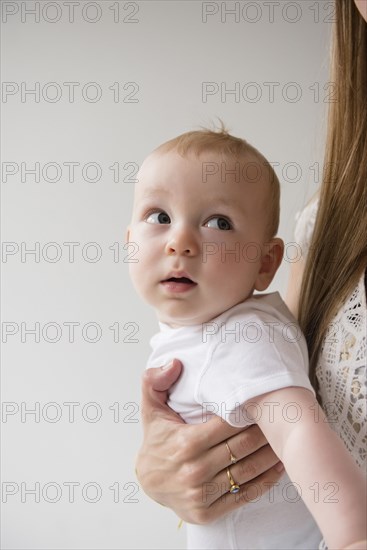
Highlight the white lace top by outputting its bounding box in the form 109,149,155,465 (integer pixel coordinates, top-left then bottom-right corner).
295,200,367,470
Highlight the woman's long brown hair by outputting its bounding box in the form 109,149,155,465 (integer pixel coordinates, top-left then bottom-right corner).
298,0,367,398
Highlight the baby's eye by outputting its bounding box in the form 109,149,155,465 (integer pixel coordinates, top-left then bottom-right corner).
146,211,171,224
205,217,232,230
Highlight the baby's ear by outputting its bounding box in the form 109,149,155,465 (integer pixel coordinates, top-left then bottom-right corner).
254,238,284,292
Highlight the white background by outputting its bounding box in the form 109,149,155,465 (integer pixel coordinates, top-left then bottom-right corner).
2,1,331,548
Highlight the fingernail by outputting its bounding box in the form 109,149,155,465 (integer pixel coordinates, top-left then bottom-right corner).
275,462,284,473
161,361,173,370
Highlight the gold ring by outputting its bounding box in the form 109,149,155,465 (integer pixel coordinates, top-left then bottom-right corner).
225,441,238,464
226,467,240,494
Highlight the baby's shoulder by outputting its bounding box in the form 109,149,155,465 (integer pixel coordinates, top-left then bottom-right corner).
223,292,295,325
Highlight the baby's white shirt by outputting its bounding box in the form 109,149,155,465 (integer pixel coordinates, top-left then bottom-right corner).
148,292,314,426
147,293,322,549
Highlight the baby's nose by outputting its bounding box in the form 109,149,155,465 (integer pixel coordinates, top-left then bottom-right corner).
164,227,199,256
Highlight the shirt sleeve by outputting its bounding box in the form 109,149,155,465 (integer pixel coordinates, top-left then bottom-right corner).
294,197,319,259
195,312,315,428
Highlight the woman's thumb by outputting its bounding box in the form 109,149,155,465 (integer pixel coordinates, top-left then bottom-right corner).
141,359,182,405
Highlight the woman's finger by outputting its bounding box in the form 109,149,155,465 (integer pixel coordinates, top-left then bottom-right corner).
206,466,284,522
193,424,270,480
191,464,285,524
199,444,281,506
215,445,281,499
188,414,243,451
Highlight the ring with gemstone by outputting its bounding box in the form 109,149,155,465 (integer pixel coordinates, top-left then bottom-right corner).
226,467,240,494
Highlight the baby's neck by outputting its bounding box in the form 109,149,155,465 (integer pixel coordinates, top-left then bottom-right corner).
157,301,247,329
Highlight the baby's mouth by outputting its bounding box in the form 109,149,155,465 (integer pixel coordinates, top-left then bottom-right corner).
160,276,198,292
163,277,195,284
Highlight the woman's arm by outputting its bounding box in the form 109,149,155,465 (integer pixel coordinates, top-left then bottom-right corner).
284,256,305,319
249,386,367,549
136,359,284,524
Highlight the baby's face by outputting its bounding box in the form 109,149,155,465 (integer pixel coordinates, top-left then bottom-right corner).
127,150,276,327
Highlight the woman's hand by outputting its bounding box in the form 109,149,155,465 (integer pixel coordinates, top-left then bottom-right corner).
136,359,284,525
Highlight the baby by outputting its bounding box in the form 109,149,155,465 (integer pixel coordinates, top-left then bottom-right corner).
126,127,366,550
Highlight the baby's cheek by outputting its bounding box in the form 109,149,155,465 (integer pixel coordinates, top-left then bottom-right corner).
128,261,152,303
127,234,147,264
127,238,148,270
201,237,255,267
200,240,223,265
204,245,240,269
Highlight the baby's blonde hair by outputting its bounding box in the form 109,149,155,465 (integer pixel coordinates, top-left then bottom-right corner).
153,123,280,238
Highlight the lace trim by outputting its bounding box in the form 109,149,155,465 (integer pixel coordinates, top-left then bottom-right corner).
316,274,367,468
